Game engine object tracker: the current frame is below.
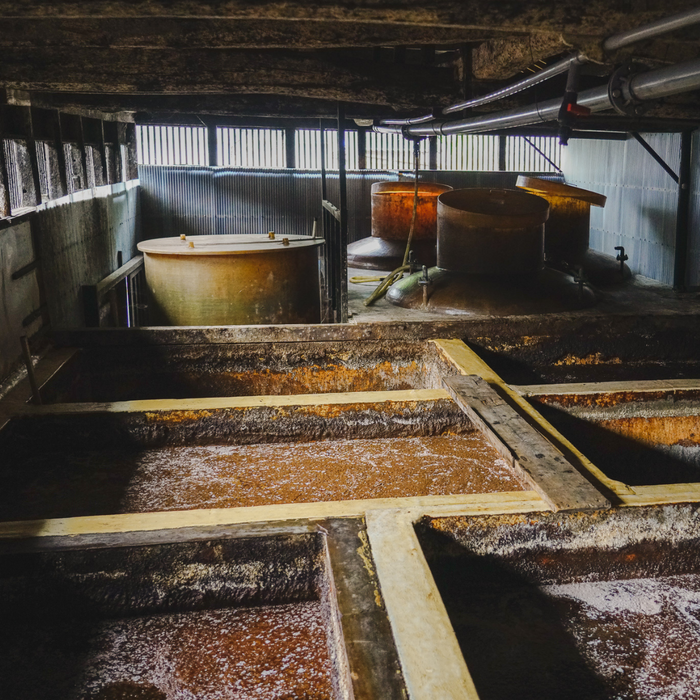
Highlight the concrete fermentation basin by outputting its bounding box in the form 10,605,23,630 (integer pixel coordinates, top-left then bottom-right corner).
137,234,323,326
0,393,527,521
34,340,464,403
417,504,700,700
347,180,451,270
0,530,354,700
524,382,700,487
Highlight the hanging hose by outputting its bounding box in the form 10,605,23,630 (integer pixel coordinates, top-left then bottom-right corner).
363,140,422,306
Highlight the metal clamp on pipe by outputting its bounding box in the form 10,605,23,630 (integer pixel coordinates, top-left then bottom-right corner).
557,60,591,146
608,62,648,116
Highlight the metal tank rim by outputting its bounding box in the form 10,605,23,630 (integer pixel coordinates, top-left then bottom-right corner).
371,181,452,196
516,176,607,208
138,234,324,256
437,188,550,229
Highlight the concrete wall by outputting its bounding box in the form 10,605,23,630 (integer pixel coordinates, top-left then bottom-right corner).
0,181,140,382
562,134,682,285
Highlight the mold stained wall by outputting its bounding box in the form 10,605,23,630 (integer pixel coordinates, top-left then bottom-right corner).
0,181,140,381
562,133,691,286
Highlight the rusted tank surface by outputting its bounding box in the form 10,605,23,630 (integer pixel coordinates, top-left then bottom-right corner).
346,236,437,271
348,180,451,270
437,188,550,274
418,504,700,700
386,266,596,316
516,175,607,266
137,234,323,326
371,181,452,241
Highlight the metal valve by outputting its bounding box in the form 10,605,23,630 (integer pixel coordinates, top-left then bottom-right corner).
615,246,629,274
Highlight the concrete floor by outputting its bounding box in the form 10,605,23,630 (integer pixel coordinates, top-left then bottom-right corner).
348,266,700,323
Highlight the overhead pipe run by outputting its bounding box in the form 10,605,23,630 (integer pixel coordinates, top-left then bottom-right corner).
379,53,587,127
379,9,700,131
604,7,700,52
373,57,700,138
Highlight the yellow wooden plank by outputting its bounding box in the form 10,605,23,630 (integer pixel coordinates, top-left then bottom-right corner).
515,378,700,397
431,339,632,496
444,375,610,512
619,483,700,506
0,491,544,540
19,388,452,416
366,509,481,700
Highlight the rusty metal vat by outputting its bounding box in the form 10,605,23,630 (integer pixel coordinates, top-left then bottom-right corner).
137,234,323,326
437,188,550,274
347,180,451,270
516,175,607,265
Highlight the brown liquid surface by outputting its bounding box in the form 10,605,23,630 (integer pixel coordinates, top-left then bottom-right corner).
1,434,523,520
4,602,334,700
545,573,700,699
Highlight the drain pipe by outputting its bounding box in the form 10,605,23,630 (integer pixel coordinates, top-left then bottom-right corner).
379,52,588,126
604,7,700,52
374,57,700,137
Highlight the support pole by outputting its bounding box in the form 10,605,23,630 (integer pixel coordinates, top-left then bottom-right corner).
673,130,694,290
498,134,507,171
285,127,296,169
207,122,218,167
337,103,348,323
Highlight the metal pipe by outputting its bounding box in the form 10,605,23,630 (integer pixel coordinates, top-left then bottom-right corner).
379,52,586,127
627,57,700,101
442,53,587,115
604,7,700,52
374,56,700,137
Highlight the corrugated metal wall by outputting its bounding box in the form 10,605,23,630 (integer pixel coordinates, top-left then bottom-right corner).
562,134,681,285
139,166,558,244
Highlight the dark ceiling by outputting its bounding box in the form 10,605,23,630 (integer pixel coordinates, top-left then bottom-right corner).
1,1,700,123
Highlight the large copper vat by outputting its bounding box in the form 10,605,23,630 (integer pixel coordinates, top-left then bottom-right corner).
386,187,597,315
137,234,323,326
516,175,607,266
347,180,451,270
437,188,550,274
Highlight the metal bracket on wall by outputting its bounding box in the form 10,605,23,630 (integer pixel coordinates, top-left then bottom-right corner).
629,132,679,183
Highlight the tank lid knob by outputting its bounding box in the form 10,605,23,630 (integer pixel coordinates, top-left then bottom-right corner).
282,237,290,246
180,234,186,240
188,241,195,248
268,231,275,239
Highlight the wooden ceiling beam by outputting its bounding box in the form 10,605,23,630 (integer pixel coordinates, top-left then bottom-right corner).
0,48,461,108
12,92,426,121
0,18,495,50
1,0,697,38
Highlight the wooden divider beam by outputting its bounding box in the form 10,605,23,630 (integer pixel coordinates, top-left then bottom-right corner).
443,375,610,513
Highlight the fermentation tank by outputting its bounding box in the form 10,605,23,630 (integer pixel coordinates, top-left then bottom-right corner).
137,234,323,326
347,181,451,270
515,175,607,266
387,188,597,315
